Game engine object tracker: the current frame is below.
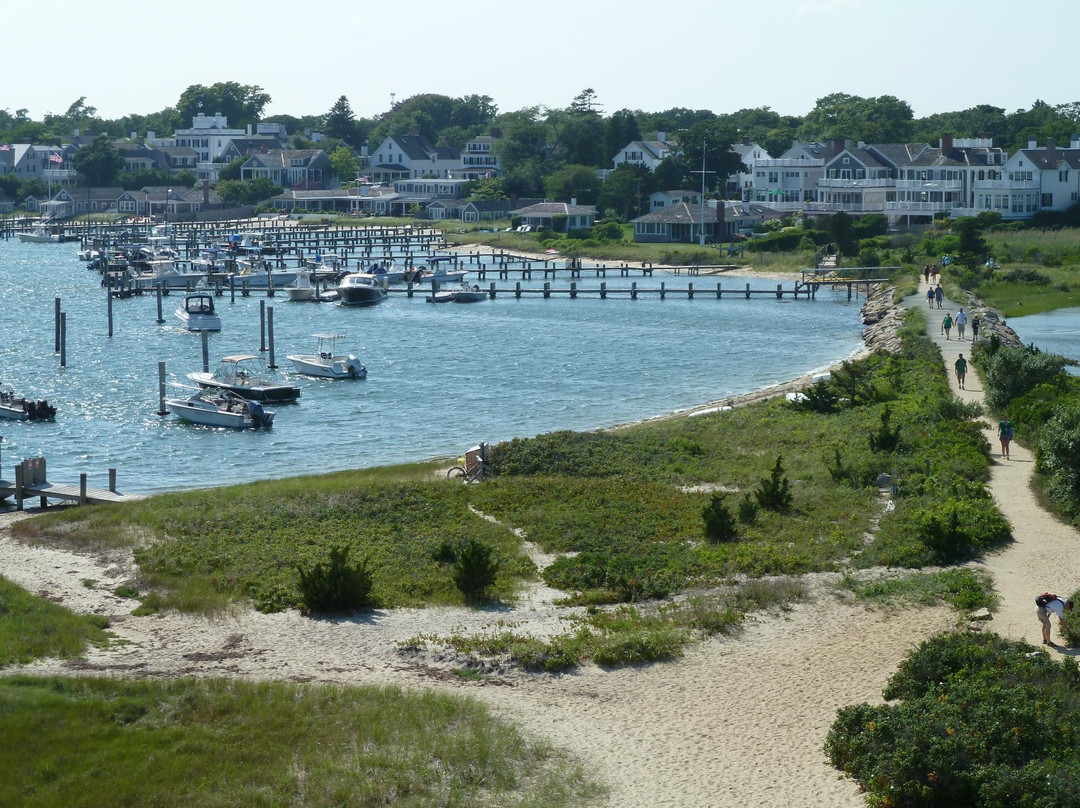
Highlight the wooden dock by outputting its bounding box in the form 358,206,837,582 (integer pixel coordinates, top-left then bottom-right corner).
0,458,142,510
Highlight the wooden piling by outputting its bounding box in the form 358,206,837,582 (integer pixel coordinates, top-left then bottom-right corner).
60,312,66,367
157,361,167,415
267,307,276,368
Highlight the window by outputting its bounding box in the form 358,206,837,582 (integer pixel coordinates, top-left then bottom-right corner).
1060,170,1069,182
1041,193,1053,208
768,172,778,183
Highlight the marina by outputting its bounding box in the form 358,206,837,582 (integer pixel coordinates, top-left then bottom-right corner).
0,233,867,496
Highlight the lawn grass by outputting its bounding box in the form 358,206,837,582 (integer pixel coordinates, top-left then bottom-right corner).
975,229,1080,316
0,575,111,666
0,675,603,808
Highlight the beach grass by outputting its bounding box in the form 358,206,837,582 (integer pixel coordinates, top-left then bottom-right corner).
0,575,111,666
0,675,603,808
837,568,997,611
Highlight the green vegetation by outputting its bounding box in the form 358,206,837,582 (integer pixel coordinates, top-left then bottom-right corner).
838,568,997,612
0,675,602,808
0,575,111,666
827,631,1080,807
296,545,374,614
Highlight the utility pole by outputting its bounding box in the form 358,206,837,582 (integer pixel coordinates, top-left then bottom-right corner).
690,139,716,247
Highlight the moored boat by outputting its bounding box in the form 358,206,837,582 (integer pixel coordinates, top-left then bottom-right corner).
337,272,388,306
174,294,222,332
0,384,56,421
166,388,275,429
286,269,316,302
287,333,367,379
18,226,60,244
188,355,301,402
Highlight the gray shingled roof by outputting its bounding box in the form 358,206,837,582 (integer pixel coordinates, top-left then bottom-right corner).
511,201,597,216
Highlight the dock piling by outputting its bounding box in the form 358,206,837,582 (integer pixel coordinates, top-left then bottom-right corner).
157,361,167,415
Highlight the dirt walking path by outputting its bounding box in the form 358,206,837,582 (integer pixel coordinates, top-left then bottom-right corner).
902,278,1080,650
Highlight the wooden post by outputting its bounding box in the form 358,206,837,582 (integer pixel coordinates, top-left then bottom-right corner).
515,281,522,299
60,312,67,367
201,329,209,372
776,283,783,299
267,306,276,368
745,283,751,299
716,282,723,298
156,283,164,323
79,474,87,505
107,282,114,337
259,300,267,352
15,462,23,511
157,361,167,415
847,282,852,301
600,281,607,299
543,281,550,299
570,281,577,299
688,282,694,299
660,281,666,300
631,282,638,300
54,297,61,351
488,281,496,299
109,468,117,493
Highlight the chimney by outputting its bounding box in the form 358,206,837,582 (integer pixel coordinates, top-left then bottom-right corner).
830,138,845,156
570,197,577,207
410,124,420,136
147,130,155,141
509,194,518,208
1047,138,1057,163
657,131,666,143
490,126,502,138
941,133,954,153
1029,139,1038,149
202,179,210,206
1072,133,1080,149
742,137,750,146
246,124,252,136
715,198,726,232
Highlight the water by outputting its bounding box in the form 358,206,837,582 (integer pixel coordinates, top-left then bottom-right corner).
0,239,865,494
1009,308,1080,374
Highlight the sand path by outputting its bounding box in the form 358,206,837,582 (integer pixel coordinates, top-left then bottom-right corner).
2,277,1072,806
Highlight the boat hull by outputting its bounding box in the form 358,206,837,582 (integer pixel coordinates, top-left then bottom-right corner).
288,354,366,379
187,373,301,402
166,397,274,429
18,233,60,244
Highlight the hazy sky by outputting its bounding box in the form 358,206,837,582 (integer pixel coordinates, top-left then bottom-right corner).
12,0,1080,125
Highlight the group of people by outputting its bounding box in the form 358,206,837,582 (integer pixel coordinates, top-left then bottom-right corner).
940,307,980,341
926,284,945,308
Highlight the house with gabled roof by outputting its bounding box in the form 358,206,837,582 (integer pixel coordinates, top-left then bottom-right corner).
966,136,1080,220
369,126,462,182
240,149,332,189
511,201,596,232
38,186,124,219
460,133,501,179
747,141,828,211
632,200,780,243
728,139,775,198
648,190,702,210
612,133,677,171
811,141,930,215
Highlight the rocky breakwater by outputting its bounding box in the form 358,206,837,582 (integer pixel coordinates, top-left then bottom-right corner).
860,284,906,354
956,290,1023,349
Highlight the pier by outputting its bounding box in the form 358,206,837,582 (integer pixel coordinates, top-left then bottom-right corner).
0,457,142,510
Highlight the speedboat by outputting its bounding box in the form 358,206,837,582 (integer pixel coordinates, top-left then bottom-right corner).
451,281,487,303
407,256,468,287
287,333,366,379
175,294,222,332
128,259,199,291
286,269,316,302
337,272,387,306
18,226,60,244
365,259,406,284
188,355,301,402
227,258,298,289
166,388,275,429
0,384,55,421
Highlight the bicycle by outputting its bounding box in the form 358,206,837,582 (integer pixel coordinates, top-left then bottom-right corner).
447,455,488,482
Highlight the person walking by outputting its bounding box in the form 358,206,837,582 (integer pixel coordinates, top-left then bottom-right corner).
924,265,931,284
935,285,944,308
971,315,980,341
998,415,1014,459
955,353,967,389
1036,593,1073,647
956,307,968,340
927,286,935,308
941,312,954,340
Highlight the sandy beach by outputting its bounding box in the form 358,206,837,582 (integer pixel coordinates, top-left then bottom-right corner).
2,278,1075,807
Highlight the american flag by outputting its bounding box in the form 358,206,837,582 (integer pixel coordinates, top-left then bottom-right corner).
0,144,9,151
49,152,63,163
358,175,369,183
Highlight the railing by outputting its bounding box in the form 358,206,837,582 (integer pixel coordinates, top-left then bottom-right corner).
884,201,954,212
973,179,1041,191
755,158,826,168
817,178,895,188
895,179,962,191
802,202,868,212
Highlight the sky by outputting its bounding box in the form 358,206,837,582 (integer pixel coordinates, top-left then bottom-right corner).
11,0,1080,126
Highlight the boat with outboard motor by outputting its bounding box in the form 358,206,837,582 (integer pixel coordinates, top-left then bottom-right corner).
175,294,222,331
165,387,275,429
337,272,388,306
287,333,367,379
0,383,56,421
188,355,301,402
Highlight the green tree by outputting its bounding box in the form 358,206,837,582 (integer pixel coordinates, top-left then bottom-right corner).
325,95,357,145
176,82,270,129
597,162,653,221
328,145,358,183
604,108,641,163
73,134,124,186
548,89,607,167
466,177,507,201
215,177,282,206
799,93,913,143
664,119,741,191
544,164,599,204
827,210,857,255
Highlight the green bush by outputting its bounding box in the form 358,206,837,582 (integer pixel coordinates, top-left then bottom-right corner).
755,456,792,512
914,497,1012,563
452,538,499,603
982,345,1075,413
296,545,374,614
1037,400,1080,519
827,631,1080,808
736,492,759,524
702,492,737,543
868,404,901,453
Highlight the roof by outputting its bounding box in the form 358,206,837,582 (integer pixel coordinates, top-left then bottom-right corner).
632,202,720,225
511,201,597,217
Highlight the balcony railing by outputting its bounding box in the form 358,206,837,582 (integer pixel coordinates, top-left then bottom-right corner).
884,201,953,212
755,158,826,168
803,201,868,212
817,177,895,188
973,179,1040,191
896,179,962,191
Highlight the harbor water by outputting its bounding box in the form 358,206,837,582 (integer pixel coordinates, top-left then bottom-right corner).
1009,307,1080,374
0,239,865,495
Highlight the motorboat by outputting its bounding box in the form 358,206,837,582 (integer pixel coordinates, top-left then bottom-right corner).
174,294,222,332
18,226,60,244
425,289,454,303
166,388,275,429
286,269,316,302
0,384,55,421
364,259,406,284
287,333,367,379
77,247,100,261
451,281,487,303
128,259,200,291
227,258,298,289
406,256,468,288
188,355,301,402
337,272,388,306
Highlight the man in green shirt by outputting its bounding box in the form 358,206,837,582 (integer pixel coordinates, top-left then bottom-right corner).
954,353,967,390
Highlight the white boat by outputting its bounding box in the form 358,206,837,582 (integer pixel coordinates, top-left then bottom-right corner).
128,259,200,291
286,269,316,302
174,294,222,332
0,384,55,421
166,388,275,429
451,281,487,303
365,259,406,284
77,247,100,261
337,272,388,306
188,355,301,402
287,333,367,379
227,258,299,289
407,257,467,287
18,227,60,244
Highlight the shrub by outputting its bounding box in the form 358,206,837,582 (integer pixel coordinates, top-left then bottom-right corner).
452,538,499,603
702,492,738,543
791,378,838,413
1037,401,1080,519
914,497,1012,563
736,492,759,524
982,345,1075,413
296,545,373,614
755,456,792,512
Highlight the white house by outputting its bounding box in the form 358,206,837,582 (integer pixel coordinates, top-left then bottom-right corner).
369,126,462,182
647,190,701,210
460,133,501,179
969,137,1080,220
728,140,774,198
747,141,828,211
611,133,677,171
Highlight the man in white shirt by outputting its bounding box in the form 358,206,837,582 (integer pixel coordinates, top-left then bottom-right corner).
1036,593,1074,647
955,308,969,340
